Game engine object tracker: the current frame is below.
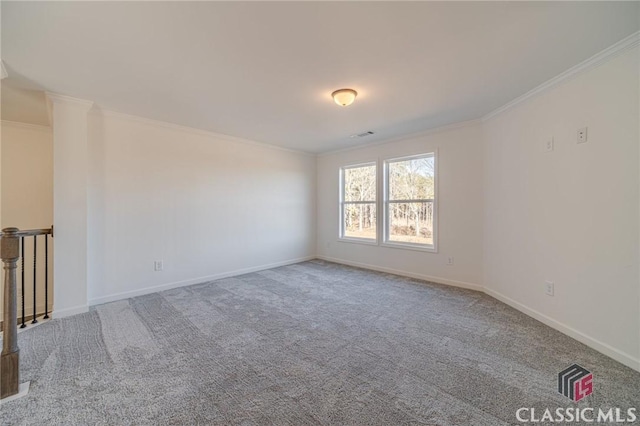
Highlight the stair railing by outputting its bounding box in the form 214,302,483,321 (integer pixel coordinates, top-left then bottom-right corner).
1,226,53,399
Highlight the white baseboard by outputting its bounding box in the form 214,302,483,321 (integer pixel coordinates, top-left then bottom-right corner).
315,255,483,292
52,304,89,319
316,255,640,372
484,288,640,372
88,256,316,307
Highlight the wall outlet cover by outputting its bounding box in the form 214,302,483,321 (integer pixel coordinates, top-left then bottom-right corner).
545,137,554,152
545,281,554,296
577,127,588,143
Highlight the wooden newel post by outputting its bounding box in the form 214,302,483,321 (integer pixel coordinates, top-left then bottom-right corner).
1,227,20,399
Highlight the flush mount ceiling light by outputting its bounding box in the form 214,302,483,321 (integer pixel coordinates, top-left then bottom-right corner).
331,88,357,107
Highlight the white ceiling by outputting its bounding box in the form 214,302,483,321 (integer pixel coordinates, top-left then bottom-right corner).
2,2,638,153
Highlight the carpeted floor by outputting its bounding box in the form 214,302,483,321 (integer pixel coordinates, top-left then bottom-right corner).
1,260,639,425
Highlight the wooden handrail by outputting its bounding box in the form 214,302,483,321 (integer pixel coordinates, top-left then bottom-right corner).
0,227,52,238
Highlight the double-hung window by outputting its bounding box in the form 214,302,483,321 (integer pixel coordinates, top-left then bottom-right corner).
339,163,377,241
383,153,436,251
338,153,436,251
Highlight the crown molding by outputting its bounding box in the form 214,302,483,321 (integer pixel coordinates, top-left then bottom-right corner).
1,120,52,132
45,92,94,110
0,61,8,80
318,118,482,157
483,31,640,122
92,107,316,157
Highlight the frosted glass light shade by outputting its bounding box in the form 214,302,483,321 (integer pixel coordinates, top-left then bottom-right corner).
332,89,357,107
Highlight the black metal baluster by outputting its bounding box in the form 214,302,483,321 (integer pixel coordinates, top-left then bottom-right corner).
44,235,49,319
20,237,26,329
32,235,38,324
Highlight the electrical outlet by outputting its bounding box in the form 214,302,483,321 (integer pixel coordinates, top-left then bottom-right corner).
577,127,588,144
545,281,554,296
154,260,163,272
545,137,554,152
447,257,454,266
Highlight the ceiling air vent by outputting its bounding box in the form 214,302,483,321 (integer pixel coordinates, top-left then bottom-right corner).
351,131,375,138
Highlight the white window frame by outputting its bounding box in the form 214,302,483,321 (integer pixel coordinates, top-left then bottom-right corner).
338,161,378,244
382,152,437,253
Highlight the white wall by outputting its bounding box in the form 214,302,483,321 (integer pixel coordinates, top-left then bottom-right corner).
483,47,640,369
87,111,316,305
0,121,53,318
316,123,484,289
50,95,93,317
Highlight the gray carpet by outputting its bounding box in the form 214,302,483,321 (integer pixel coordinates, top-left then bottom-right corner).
1,260,639,425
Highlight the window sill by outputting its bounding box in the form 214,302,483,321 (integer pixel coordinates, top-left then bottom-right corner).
338,237,378,246
381,241,437,253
